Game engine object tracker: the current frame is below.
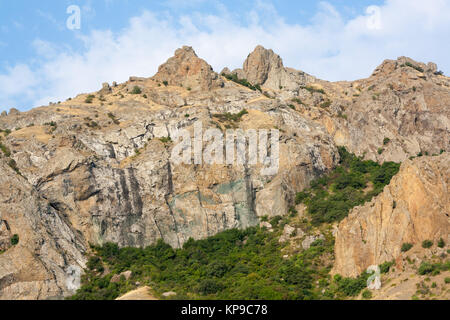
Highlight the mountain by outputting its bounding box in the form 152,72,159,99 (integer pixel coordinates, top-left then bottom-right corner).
0,46,448,300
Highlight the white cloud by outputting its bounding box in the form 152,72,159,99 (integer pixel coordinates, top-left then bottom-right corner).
1,0,450,112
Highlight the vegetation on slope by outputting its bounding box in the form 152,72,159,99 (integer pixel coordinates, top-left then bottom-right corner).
222,73,262,92
70,223,371,300
70,149,400,300
296,147,400,225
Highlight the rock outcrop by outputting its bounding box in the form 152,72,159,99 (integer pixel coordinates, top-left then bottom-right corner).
152,46,223,91
333,154,449,277
0,158,86,300
230,45,315,92
324,56,450,163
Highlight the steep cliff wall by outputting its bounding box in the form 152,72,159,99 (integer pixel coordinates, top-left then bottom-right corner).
333,154,449,277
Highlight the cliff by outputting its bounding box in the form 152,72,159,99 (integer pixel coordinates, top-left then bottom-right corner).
0,45,448,299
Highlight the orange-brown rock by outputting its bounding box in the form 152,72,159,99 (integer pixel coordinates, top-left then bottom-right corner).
333,154,449,277
152,46,223,91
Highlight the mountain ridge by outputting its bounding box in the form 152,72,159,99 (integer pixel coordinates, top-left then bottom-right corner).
0,45,448,300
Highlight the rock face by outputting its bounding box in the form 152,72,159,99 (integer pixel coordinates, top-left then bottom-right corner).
0,45,448,299
0,159,86,300
333,154,450,277
325,56,450,163
152,46,223,91
231,45,315,91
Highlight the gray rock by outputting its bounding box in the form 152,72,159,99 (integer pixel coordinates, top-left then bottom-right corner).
162,291,177,297
302,234,325,250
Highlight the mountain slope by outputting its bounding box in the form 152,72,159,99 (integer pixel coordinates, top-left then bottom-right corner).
0,45,448,299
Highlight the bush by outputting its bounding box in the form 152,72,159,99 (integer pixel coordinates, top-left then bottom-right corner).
213,109,248,124
437,238,445,248
418,262,434,275
107,113,120,125
422,240,433,249
8,159,20,174
401,243,413,252
0,142,11,157
10,234,19,246
445,277,450,284
159,137,172,144
335,273,368,297
222,73,262,92
402,62,424,73
87,256,104,273
320,100,331,108
85,95,95,104
197,279,223,295
383,138,390,145
131,86,142,94
300,85,325,95
362,290,372,299
379,260,395,274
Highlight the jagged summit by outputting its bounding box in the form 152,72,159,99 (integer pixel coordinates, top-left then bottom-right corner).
226,45,314,91
371,56,440,78
152,46,223,91
243,45,285,85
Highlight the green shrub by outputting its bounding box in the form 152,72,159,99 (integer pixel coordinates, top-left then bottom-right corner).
383,138,390,145
87,256,104,273
422,240,433,249
300,85,325,95
362,290,372,299
416,261,449,276
379,260,395,274
403,62,424,73
131,86,142,94
197,279,223,295
401,243,413,252
159,137,172,144
8,159,20,174
437,238,445,248
213,109,248,124
0,142,11,157
85,95,95,104
107,113,120,125
335,272,369,297
320,100,331,108
222,73,262,92
10,234,19,246
291,98,304,105
445,277,450,284
163,81,169,86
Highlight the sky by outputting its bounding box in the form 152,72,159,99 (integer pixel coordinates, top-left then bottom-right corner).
0,0,449,112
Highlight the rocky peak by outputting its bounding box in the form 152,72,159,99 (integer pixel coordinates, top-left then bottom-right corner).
242,45,284,85
152,46,223,91
371,56,439,77
226,45,313,92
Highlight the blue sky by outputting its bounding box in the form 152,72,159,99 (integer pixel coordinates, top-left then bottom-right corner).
1,0,449,112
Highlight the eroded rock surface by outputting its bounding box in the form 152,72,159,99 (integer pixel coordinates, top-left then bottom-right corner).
0,45,448,299
333,154,449,277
